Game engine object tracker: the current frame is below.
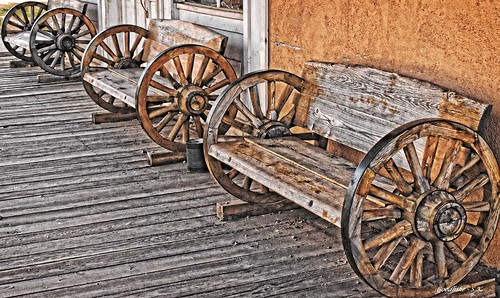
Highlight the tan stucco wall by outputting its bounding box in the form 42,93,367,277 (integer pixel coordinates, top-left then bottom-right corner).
269,0,500,267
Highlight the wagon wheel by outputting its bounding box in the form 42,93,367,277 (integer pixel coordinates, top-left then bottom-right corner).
342,119,500,297
1,1,47,62
30,8,96,76
204,70,307,204
82,25,149,114
136,44,237,152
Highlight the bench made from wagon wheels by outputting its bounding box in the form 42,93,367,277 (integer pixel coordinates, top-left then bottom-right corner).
1,0,97,77
203,62,500,297
81,19,237,158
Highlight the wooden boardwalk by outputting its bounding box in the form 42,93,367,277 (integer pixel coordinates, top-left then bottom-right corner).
0,48,381,296
0,44,498,297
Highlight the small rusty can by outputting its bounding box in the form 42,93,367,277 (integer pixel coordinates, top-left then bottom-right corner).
186,138,208,172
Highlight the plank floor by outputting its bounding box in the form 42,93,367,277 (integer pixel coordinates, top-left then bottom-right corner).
0,45,380,297
0,44,496,297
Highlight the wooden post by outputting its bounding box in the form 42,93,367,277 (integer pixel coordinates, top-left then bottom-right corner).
216,198,299,221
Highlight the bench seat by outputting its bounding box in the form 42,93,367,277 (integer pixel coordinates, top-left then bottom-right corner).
83,68,173,108
208,136,358,226
4,31,51,50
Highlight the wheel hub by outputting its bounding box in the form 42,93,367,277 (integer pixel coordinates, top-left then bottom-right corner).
258,121,291,139
56,34,75,51
179,85,208,116
415,190,467,242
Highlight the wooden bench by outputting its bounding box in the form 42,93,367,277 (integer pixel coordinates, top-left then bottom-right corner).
81,19,237,162
1,0,97,77
203,62,500,297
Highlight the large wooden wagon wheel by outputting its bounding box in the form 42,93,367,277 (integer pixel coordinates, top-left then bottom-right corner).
342,119,500,297
1,1,47,62
204,70,306,204
136,44,237,152
30,8,95,76
81,25,149,114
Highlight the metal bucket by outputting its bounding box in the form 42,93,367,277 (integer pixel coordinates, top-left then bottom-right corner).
186,138,208,172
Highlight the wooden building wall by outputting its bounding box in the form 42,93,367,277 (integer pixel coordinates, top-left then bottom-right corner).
269,0,500,268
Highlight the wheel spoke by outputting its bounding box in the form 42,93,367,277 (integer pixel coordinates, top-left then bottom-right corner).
173,56,188,85
8,20,25,30
68,52,76,69
243,176,253,190
233,98,264,129
185,53,195,82
463,223,483,238
111,33,123,58
65,14,77,34
124,32,131,57
389,236,426,285
155,112,176,132
222,115,254,135
60,53,65,71
444,241,468,262
130,34,143,56
368,185,409,209
38,44,57,53
20,7,29,25
99,41,119,62
146,95,174,103
193,56,210,85
193,115,204,138
201,66,223,87
434,139,462,189
205,78,231,95
409,250,424,287
363,220,412,251
362,205,402,221
462,201,490,212
275,84,295,114
37,29,56,40
74,29,91,39
148,104,178,119
371,237,403,270
228,169,240,179
159,66,181,89
404,142,430,193
61,13,66,32
70,49,82,61
452,173,489,201
149,80,178,97
433,241,448,278
182,119,190,143
451,154,481,184
34,7,44,21
30,5,35,23
91,52,114,66
42,49,56,63
267,81,276,117
248,85,264,119
51,15,62,33
168,114,188,141
50,50,62,68
384,158,413,196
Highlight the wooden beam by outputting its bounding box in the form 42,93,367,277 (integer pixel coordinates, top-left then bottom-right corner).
216,198,299,221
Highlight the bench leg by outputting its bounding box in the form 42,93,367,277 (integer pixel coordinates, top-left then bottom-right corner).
37,74,81,84
216,199,299,221
92,112,137,124
9,60,36,68
144,150,186,167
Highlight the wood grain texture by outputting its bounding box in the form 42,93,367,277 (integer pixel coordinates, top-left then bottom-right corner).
47,0,87,11
143,19,228,63
208,137,358,227
301,62,491,155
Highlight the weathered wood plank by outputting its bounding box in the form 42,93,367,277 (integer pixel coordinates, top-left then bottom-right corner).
300,62,491,154
208,137,357,227
143,19,228,62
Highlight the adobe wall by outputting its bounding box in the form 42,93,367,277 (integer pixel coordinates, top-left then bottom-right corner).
269,0,500,267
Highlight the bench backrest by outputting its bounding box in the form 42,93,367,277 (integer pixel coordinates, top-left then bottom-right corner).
47,0,87,12
141,19,228,63
295,62,491,155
